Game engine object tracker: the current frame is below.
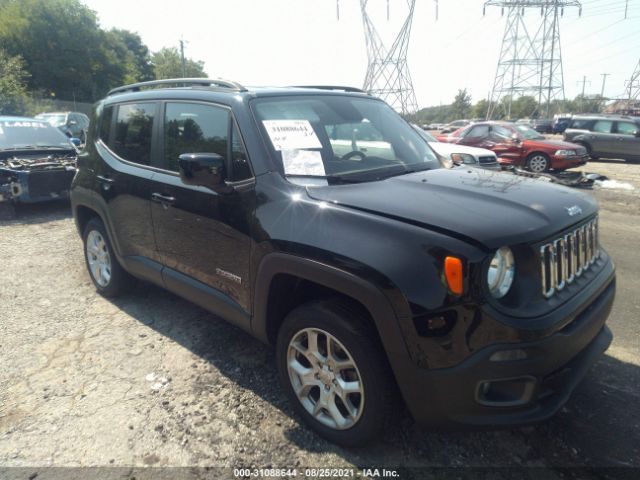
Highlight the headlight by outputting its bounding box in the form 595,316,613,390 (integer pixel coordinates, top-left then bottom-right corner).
555,149,576,156
451,153,476,165
487,247,515,298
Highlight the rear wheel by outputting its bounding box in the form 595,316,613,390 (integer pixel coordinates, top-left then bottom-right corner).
83,217,133,297
276,299,396,446
526,153,550,173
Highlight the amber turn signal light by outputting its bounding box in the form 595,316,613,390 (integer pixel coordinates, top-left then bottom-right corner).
444,256,464,295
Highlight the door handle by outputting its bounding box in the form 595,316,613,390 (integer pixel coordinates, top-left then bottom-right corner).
96,175,114,191
151,192,176,205
96,175,114,184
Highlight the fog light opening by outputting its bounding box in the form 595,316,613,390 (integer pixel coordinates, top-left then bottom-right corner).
490,349,528,362
476,376,536,407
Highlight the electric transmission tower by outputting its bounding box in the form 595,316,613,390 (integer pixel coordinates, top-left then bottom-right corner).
338,1,436,114
485,0,581,120
625,58,640,101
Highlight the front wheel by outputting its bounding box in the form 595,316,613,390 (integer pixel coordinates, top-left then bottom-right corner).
276,299,396,446
526,153,550,173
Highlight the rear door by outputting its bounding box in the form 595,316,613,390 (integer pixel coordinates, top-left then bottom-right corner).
150,101,255,318
589,119,616,157
94,102,162,279
613,121,640,160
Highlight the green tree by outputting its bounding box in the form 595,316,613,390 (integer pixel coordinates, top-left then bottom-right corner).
105,29,155,84
510,96,538,119
450,89,472,120
151,47,207,79
472,99,490,120
0,48,29,114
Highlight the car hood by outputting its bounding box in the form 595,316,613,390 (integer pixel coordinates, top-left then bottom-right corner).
523,138,581,150
306,168,597,249
429,142,495,157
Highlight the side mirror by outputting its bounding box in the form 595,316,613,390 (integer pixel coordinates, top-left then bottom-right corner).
70,137,82,146
178,153,226,191
511,134,521,144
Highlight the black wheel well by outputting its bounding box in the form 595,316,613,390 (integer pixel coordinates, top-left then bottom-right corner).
526,151,550,160
75,205,100,236
574,140,592,153
265,273,378,346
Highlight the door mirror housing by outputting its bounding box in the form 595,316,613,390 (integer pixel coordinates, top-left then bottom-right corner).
511,133,521,144
178,153,226,191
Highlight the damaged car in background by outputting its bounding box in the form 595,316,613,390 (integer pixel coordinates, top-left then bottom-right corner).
0,117,78,218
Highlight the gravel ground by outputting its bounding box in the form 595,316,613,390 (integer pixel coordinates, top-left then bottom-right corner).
0,161,639,479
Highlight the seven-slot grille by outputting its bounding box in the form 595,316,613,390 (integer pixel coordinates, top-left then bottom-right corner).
540,217,599,298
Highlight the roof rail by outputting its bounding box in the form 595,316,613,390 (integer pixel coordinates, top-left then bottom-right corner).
107,78,247,96
290,85,368,94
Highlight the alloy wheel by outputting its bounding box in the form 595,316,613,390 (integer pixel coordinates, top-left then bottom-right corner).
86,230,112,287
528,155,549,173
287,328,365,430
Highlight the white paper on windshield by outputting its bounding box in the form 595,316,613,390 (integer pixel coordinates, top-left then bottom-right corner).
262,120,322,151
281,149,326,176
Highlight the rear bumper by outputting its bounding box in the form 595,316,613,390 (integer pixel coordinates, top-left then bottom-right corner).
397,275,615,428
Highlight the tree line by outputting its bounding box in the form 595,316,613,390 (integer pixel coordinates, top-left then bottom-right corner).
409,89,608,124
0,0,207,115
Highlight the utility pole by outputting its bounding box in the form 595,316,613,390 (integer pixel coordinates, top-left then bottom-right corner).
578,75,589,97
600,73,610,98
179,39,187,78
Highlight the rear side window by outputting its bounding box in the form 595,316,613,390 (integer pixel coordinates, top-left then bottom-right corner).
98,106,114,143
616,122,639,136
112,103,156,165
570,119,593,130
164,102,229,172
230,123,252,181
593,120,613,133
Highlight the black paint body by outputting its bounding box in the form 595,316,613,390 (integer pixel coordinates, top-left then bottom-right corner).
71,86,616,427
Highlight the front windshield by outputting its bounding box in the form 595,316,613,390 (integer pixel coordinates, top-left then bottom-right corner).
0,119,73,150
252,95,440,181
35,114,66,127
515,124,544,140
412,126,437,143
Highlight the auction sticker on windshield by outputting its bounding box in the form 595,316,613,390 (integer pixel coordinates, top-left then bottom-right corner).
281,149,326,176
262,120,322,151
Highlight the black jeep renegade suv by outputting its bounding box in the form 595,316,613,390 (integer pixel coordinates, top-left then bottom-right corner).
71,79,616,446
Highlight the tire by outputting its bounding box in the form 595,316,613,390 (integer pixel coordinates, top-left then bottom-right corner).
83,217,133,297
276,299,396,447
0,202,16,220
526,152,551,173
575,142,598,161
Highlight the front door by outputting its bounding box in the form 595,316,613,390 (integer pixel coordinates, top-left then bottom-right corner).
150,101,255,316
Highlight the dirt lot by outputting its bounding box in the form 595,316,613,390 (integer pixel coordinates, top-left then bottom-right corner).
1,161,639,479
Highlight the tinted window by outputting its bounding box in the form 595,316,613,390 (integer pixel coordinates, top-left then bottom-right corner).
164,102,228,172
465,125,489,138
230,123,252,181
593,120,613,133
112,103,155,165
99,106,113,143
616,122,639,136
490,125,513,140
570,119,593,130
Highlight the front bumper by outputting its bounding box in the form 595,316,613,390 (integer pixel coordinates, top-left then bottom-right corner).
549,155,588,170
396,274,615,428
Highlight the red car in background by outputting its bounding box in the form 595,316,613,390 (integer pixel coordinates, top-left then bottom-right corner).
436,121,588,173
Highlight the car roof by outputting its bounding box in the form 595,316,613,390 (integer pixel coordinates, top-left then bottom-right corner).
102,78,374,106
0,116,48,123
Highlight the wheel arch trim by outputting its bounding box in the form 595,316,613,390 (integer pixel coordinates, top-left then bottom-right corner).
252,253,410,362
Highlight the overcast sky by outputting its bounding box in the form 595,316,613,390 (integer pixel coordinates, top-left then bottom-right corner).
82,0,640,108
